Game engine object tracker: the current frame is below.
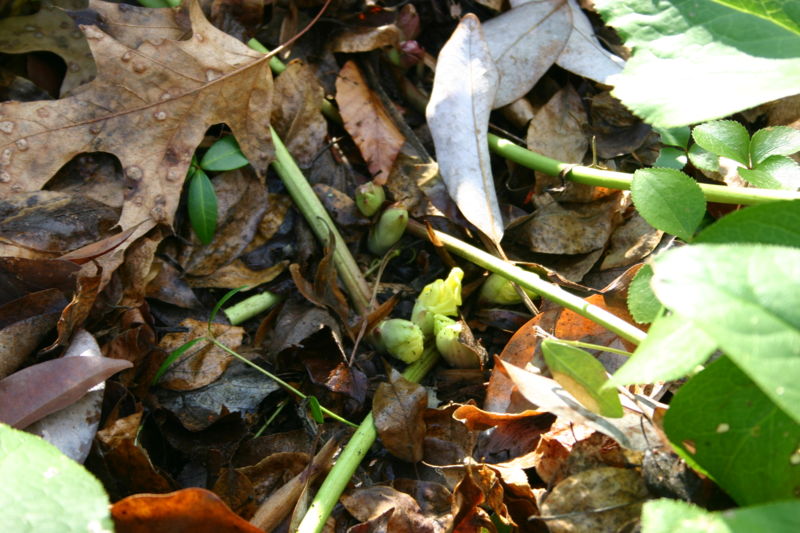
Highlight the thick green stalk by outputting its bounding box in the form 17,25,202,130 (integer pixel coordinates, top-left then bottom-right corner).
407,220,647,345
296,345,440,533
223,291,281,325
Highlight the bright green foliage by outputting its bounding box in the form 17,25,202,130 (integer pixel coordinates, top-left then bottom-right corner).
709,0,800,35
642,498,800,533
367,206,408,255
187,166,218,245
654,147,688,169
740,155,800,190
411,267,463,336
749,126,800,164
0,424,113,533
199,135,250,172
374,319,424,363
687,143,719,172
595,0,800,127
692,121,750,166
655,126,691,149
541,339,623,418
607,313,716,386
626,264,661,324
652,244,800,424
631,168,706,241
663,357,800,505
694,200,800,247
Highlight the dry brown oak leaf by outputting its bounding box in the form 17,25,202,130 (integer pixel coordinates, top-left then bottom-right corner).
0,0,274,277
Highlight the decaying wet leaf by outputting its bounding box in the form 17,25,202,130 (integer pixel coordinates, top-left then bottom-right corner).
600,212,663,270
336,60,405,182
0,0,274,281
373,368,427,463
526,84,588,164
331,24,402,53
342,485,446,533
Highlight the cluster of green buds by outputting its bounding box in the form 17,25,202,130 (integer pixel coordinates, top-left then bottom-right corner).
355,181,386,217
373,267,486,368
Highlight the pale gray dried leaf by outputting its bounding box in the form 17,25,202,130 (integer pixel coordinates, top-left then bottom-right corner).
426,14,503,243
555,0,625,84
526,83,588,163
483,0,571,108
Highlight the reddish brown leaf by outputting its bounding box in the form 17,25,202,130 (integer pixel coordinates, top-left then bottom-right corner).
0,257,79,305
49,265,102,350
423,403,474,466
112,488,263,533
373,368,427,463
57,222,144,264
0,354,132,428
336,60,405,183
341,485,444,533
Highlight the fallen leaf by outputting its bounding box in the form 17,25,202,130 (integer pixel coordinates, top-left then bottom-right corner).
600,212,663,270
373,368,427,463
0,257,79,305
331,24,402,53
341,485,446,533
526,83,588,164
426,14,503,243
336,60,405,182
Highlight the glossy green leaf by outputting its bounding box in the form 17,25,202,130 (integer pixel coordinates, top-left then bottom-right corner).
652,244,800,423
200,136,249,171
642,498,800,533
687,143,720,172
710,0,800,35
152,337,205,385
740,155,800,190
654,147,688,169
595,0,800,127
692,121,751,165
188,167,218,245
663,356,800,505
627,264,662,324
694,200,800,247
0,423,113,532
541,339,623,418
607,313,716,386
656,125,691,149
631,168,706,241
749,126,800,165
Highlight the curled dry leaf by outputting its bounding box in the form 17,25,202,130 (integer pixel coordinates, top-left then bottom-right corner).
0,0,274,282
426,14,503,243
372,368,427,463
336,60,405,183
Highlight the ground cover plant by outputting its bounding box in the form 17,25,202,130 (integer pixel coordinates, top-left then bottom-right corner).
0,0,798,531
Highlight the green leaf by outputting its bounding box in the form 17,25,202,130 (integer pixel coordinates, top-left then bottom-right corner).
662,356,800,505
709,0,800,36
694,200,800,247
595,0,800,127
607,313,717,386
0,424,113,532
631,168,706,241
656,125,691,149
307,396,324,424
652,244,800,424
627,264,662,324
152,337,205,385
692,121,751,165
200,136,249,172
687,143,720,173
750,126,800,164
740,155,800,190
541,339,623,418
654,147,688,169
188,167,218,245
642,499,800,533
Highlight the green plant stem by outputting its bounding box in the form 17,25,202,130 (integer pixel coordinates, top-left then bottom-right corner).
407,220,647,345
296,345,440,533
223,291,282,325
270,127,371,314
487,134,800,205
549,338,632,357
208,337,358,428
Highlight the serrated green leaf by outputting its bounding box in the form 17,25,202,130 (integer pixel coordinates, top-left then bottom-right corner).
740,155,800,190
595,0,800,127
654,147,688,169
709,0,800,36
641,499,800,533
200,136,249,172
749,126,800,164
0,424,113,533
627,264,662,324
687,143,720,172
656,125,691,149
188,167,218,245
541,339,623,418
607,313,717,386
692,121,751,165
631,168,706,241
652,244,800,424
694,200,800,247
663,356,800,505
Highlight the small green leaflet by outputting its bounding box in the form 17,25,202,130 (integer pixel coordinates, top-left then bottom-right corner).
654,147,687,170
200,136,250,172
307,396,324,424
0,424,113,532
663,356,800,505
692,120,750,165
655,125,690,149
687,143,719,173
740,155,800,190
749,126,800,164
188,166,218,245
641,499,800,533
626,264,662,324
694,199,800,247
541,339,623,418
208,285,249,327
631,168,705,241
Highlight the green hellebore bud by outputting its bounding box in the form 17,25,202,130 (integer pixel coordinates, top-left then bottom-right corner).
368,206,408,255
374,318,424,363
411,267,463,336
355,181,386,217
433,314,486,369
478,273,538,305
